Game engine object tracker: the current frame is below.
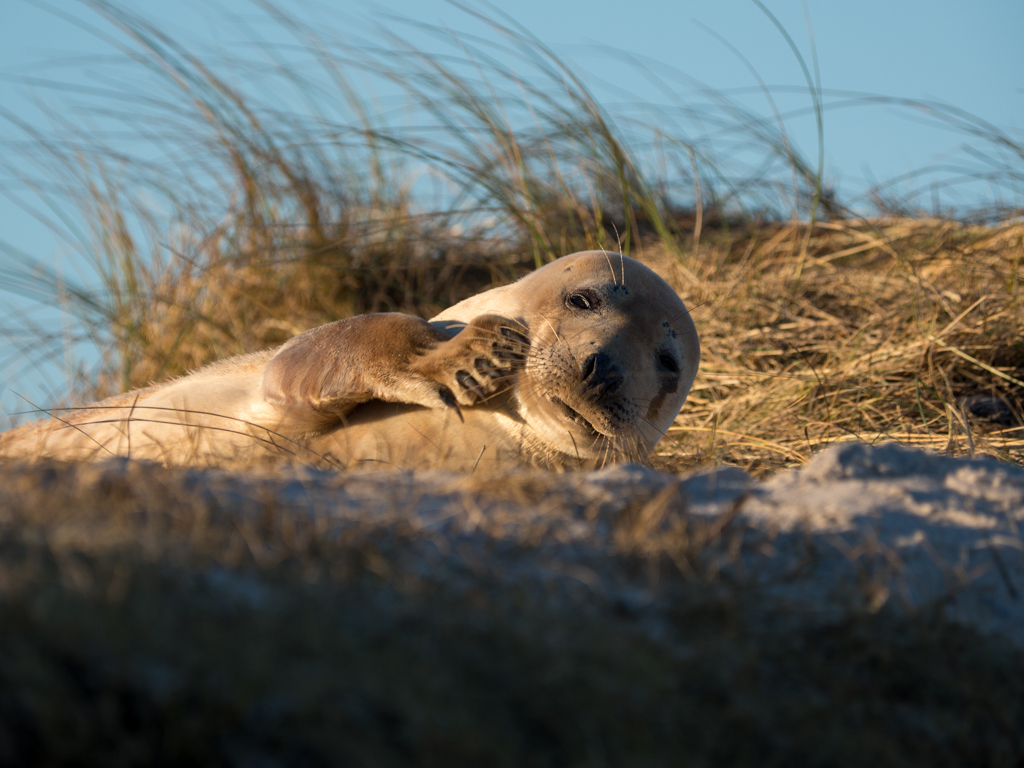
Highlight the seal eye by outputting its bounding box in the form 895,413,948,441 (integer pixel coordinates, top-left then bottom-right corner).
658,352,680,374
567,291,598,311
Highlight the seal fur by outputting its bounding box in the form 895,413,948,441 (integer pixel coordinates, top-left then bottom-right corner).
0,251,699,471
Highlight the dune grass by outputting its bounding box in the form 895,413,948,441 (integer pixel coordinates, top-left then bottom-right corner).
653,217,1024,476
2,3,1024,764
2,2,1021,475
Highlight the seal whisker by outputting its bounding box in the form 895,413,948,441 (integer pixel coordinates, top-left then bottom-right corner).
665,300,713,325
602,250,618,286
537,315,563,344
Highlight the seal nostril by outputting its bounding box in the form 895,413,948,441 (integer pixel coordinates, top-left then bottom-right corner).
580,353,622,397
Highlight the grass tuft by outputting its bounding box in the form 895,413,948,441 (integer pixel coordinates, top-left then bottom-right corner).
1,4,1024,763
0,1,1008,409
652,218,1024,476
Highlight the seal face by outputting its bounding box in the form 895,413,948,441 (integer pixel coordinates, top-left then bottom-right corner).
522,273,688,462
431,250,699,466
0,251,699,470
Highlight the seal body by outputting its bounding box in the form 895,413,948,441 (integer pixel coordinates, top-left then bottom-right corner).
0,251,699,471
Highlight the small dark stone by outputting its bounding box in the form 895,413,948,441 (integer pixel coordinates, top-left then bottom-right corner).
960,395,1015,426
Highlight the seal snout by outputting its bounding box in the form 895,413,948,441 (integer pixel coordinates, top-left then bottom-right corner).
579,352,624,400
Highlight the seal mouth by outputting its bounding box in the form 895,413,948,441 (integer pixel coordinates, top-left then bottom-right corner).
550,396,601,437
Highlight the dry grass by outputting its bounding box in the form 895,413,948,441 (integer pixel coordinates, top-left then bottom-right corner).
3,4,1024,764
654,217,1024,476
2,4,1020,468
17,214,1024,480
1,459,1023,766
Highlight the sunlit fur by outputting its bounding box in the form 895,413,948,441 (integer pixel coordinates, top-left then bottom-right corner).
0,251,699,471
425,250,700,468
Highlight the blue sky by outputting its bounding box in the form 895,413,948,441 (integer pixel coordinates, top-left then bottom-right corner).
1,0,1021,417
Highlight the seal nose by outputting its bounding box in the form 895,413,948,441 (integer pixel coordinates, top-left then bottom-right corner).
580,352,624,398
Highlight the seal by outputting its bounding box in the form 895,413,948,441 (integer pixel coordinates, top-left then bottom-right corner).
0,251,699,471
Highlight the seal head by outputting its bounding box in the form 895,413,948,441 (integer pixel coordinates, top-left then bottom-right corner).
432,250,700,464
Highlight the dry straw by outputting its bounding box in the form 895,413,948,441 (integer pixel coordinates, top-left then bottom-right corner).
1,5,1024,762
656,218,1024,476
0,2,1021,476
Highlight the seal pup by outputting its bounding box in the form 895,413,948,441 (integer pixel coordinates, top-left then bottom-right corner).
0,251,699,471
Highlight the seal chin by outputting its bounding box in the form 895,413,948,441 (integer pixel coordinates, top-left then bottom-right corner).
549,396,602,438
516,388,605,457
545,391,665,464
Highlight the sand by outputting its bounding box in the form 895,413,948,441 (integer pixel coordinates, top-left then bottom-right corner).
6,440,1020,644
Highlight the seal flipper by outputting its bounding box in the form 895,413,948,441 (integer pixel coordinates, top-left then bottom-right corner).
261,313,455,430
410,315,529,406
261,312,528,431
